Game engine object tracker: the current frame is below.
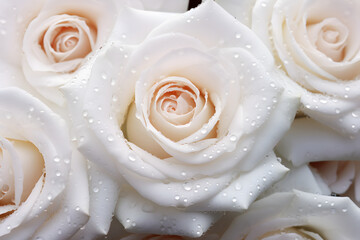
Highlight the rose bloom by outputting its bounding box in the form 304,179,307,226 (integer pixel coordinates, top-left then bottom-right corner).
64,1,298,237
0,88,89,239
0,0,118,105
217,0,360,136
221,190,360,240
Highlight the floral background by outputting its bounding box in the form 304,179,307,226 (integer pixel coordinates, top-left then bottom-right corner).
0,0,359,239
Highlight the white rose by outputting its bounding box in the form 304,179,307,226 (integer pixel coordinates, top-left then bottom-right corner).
0,88,89,239
217,0,360,136
64,1,298,237
0,0,118,105
221,190,360,240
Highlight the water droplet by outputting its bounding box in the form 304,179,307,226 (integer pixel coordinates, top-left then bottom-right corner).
53,157,60,163
55,171,61,177
112,94,118,102
57,229,62,235
235,182,242,191
235,33,242,39
174,195,180,200
107,135,114,142
128,153,136,162
229,135,237,142
262,177,267,182
245,44,252,49
75,206,80,211
47,193,53,201
317,203,322,208
249,192,253,196
342,208,348,213
234,53,240,59
183,182,192,191
232,197,237,203
93,187,99,193
101,73,107,80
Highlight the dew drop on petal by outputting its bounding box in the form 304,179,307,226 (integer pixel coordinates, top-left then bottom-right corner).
107,135,114,142
128,153,136,162
229,135,237,142
183,182,192,191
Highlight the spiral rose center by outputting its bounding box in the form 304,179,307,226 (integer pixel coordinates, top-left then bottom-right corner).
40,15,97,66
306,18,348,62
52,27,80,52
125,76,216,158
160,91,195,115
149,77,216,140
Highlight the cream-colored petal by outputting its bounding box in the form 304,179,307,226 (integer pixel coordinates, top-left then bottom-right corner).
71,161,120,239
115,188,220,238
276,118,360,166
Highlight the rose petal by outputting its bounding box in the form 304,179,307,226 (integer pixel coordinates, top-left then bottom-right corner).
32,148,89,239
147,1,274,69
276,117,360,166
0,0,44,65
214,0,256,27
187,152,288,211
72,161,120,239
0,88,71,237
221,190,360,240
266,164,331,195
0,175,44,237
115,188,220,238
128,0,189,13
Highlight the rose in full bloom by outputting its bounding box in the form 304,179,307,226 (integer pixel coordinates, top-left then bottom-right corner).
221,190,360,240
217,0,360,136
0,88,89,239
0,0,118,105
64,1,298,236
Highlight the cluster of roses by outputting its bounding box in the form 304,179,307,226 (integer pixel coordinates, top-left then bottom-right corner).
0,0,359,239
